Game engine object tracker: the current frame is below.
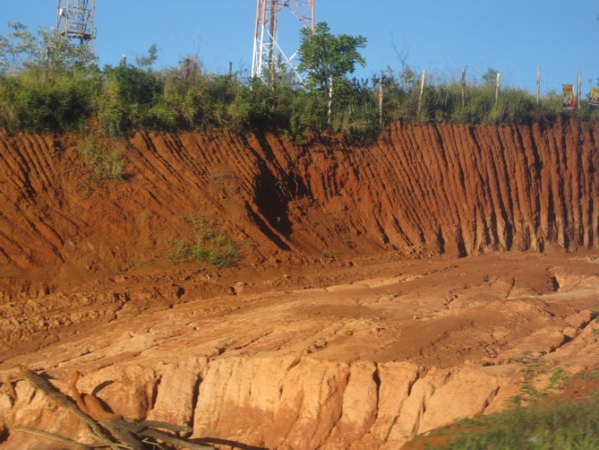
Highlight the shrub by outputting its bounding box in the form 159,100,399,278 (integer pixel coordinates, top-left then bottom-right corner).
166,216,238,268
77,135,125,182
0,66,98,132
96,63,163,137
0,23,597,137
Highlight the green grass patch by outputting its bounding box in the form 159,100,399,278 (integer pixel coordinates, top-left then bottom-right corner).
77,135,125,182
406,355,599,450
166,216,238,268
423,393,599,449
2,23,599,139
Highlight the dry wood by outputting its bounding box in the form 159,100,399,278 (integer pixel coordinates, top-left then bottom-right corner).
13,427,92,449
14,368,214,450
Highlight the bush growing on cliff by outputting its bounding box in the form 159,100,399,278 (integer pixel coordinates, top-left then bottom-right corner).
77,134,125,184
0,67,99,133
0,22,100,132
97,60,166,136
424,398,599,449
166,216,239,268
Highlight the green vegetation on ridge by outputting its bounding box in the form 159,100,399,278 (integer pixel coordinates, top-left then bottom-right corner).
0,21,598,138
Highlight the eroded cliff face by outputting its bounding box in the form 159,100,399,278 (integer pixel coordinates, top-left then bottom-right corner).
0,118,599,449
0,117,597,276
1,357,515,450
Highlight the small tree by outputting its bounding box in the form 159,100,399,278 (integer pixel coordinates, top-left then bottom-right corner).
482,67,499,86
298,22,366,126
298,22,367,92
135,44,159,69
0,22,96,75
0,22,37,74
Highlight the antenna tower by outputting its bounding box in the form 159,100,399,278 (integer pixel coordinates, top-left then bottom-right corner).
56,0,96,46
252,0,315,81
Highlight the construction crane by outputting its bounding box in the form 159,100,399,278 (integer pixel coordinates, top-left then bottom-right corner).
56,0,96,47
252,0,315,82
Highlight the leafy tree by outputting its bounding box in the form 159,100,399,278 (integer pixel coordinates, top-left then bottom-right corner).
482,67,500,85
39,30,97,72
297,22,367,128
0,22,38,74
0,22,96,75
297,22,367,92
135,44,159,69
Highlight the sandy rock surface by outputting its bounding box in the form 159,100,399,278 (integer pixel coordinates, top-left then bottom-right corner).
1,252,599,449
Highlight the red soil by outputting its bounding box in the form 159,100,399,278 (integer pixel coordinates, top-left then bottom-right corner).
0,117,598,449
1,117,597,280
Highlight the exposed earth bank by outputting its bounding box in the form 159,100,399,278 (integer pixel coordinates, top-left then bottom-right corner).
0,117,599,449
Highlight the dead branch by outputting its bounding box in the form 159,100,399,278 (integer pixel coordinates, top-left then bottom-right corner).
13,426,92,449
14,368,215,450
20,368,115,446
142,428,214,450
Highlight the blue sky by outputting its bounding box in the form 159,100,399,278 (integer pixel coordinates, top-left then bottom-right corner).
1,1,597,94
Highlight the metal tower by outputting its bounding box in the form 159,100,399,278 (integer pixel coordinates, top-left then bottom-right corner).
252,0,315,81
56,0,96,46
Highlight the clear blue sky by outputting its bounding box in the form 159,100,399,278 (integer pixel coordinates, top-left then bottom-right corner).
1,1,597,94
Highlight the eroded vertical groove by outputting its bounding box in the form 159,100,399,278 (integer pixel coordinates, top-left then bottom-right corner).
0,119,596,275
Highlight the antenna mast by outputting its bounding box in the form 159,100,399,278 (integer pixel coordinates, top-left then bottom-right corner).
252,0,315,81
56,0,96,47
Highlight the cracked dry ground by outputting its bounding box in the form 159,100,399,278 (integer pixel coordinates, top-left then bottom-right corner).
1,118,599,449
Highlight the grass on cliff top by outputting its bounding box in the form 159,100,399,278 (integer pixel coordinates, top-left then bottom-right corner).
2,23,599,139
404,365,599,450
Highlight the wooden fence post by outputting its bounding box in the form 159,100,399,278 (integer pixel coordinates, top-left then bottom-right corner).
537,67,541,105
495,72,501,104
461,68,466,111
577,71,582,110
378,75,384,129
417,69,426,117
327,75,333,126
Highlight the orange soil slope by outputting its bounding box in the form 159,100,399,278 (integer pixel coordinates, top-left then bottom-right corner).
1,118,599,450
0,117,597,287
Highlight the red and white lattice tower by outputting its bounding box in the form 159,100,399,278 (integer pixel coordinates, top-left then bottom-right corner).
252,0,315,81
56,0,96,46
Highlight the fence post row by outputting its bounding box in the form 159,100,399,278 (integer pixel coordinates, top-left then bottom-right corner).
397,67,595,113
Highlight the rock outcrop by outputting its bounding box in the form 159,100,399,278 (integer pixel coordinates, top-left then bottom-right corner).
2,255,599,449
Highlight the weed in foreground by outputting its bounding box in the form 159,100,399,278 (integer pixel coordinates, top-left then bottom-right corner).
508,350,568,407
429,395,599,450
407,356,599,450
